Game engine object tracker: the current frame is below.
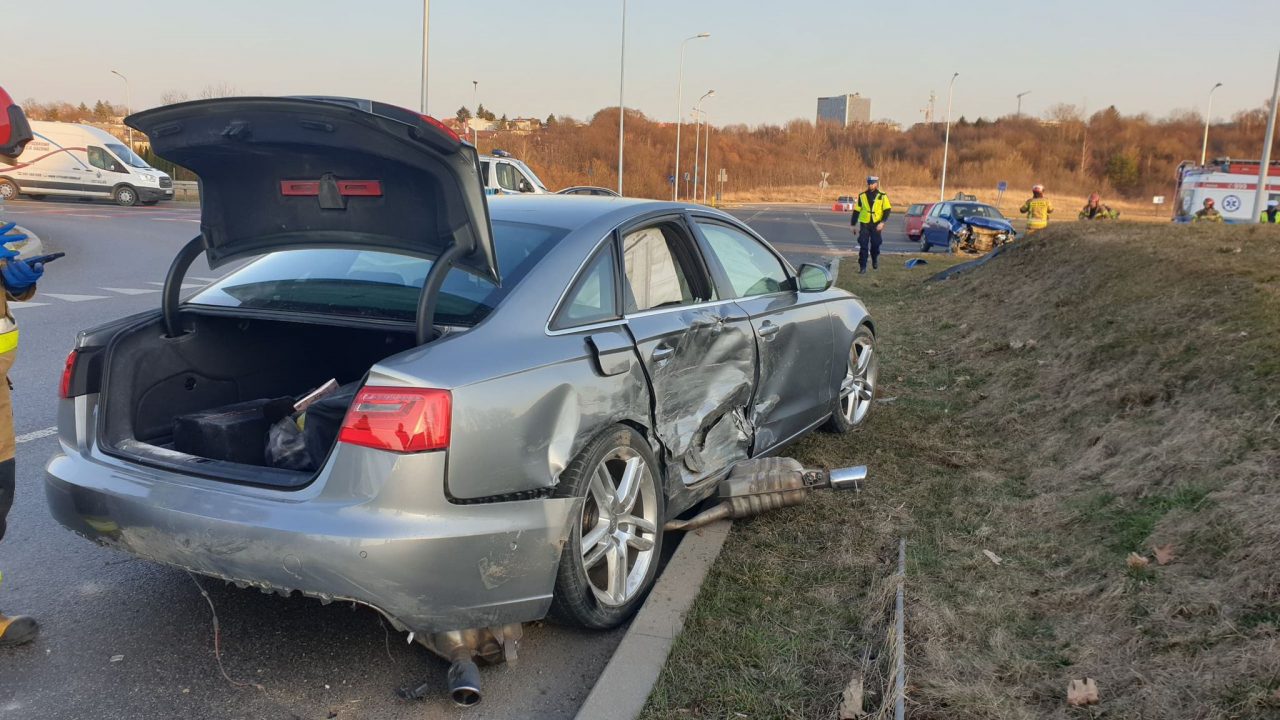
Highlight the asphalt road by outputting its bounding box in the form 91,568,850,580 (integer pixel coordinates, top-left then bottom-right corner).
0,198,879,720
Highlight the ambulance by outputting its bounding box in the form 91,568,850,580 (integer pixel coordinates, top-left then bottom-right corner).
0,121,173,206
1172,158,1280,223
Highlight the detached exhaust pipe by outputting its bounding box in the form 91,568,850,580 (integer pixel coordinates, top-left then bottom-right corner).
446,658,482,707
396,623,522,707
664,457,867,532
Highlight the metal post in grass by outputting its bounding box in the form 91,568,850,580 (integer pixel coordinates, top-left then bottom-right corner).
895,537,906,720
1252,48,1279,224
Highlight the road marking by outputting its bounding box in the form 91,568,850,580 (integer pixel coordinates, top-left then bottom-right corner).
154,218,200,223
42,293,110,302
187,276,221,282
101,287,159,295
744,209,767,224
16,427,57,444
806,214,837,251
145,281,204,289
8,301,49,309
62,213,114,219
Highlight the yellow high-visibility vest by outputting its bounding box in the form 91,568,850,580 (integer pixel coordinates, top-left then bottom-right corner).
854,191,892,224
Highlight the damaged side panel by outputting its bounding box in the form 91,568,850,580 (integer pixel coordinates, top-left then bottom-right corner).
625,303,758,511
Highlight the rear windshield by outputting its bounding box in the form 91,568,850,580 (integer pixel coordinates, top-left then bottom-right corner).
907,204,923,216
188,220,564,324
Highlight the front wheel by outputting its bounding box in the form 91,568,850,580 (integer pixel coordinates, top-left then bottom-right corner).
0,179,17,201
919,236,930,253
823,325,878,433
113,185,138,207
548,425,665,629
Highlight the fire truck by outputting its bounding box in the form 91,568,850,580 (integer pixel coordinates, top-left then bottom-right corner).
1173,158,1280,222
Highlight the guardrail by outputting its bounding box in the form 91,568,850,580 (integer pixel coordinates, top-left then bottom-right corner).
172,180,199,201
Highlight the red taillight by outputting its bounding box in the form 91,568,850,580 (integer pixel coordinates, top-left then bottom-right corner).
59,349,78,399
338,387,451,453
418,114,461,143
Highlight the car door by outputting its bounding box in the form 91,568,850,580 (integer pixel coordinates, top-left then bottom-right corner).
619,216,757,485
923,203,948,246
690,215,834,451
85,146,123,196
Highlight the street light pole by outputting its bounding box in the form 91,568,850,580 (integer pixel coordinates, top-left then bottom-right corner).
110,70,134,148
692,90,713,202
703,107,712,204
939,72,958,202
1016,90,1030,118
420,0,430,114
471,80,478,146
617,0,627,195
1251,49,1279,224
674,32,710,201
1201,82,1223,166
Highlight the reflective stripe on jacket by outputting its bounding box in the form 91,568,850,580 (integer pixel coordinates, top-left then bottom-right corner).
852,190,892,224
1020,197,1053,229
1261,209,1280,224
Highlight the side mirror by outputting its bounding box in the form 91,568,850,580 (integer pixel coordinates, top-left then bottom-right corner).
796,263,833,293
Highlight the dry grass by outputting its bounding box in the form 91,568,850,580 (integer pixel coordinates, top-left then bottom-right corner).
642,224,1280,719
722,185,1165,221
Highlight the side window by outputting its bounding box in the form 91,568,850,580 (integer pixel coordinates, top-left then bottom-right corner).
939,205,952,218
908,203,923,217
697,221,789,298
620,225,700,311
480,160,491,186
553,244,619,329
927,204,939,218
87,146,124,173
495,163,521,193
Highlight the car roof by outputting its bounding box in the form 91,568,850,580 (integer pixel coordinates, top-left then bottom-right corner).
487,195,700,232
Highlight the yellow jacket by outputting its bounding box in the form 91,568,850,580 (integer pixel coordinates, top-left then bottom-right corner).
851,190,892,225
1020,197,1053,229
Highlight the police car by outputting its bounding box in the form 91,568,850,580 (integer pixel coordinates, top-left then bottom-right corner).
479,150,549,196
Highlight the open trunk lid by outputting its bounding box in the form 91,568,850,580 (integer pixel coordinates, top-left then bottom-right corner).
126,96,498,283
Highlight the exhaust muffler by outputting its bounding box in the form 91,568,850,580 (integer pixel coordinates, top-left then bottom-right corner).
664,457,867,532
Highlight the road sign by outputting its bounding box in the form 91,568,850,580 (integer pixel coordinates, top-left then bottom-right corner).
997,180,1007,192
1152,195,1165,205
668,174,676,185
683,172,691,182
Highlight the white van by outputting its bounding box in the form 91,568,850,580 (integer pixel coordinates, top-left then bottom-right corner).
0,121,173,206
478,151,549,196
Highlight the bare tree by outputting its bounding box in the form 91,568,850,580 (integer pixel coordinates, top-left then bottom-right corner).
198,83,239,100
159,90,190,106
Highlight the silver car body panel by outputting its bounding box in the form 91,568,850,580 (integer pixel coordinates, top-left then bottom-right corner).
46,195,871,635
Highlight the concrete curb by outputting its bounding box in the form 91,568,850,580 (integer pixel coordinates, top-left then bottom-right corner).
574,520,732,720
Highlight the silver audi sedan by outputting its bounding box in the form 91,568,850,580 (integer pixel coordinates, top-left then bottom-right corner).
45,97,877,704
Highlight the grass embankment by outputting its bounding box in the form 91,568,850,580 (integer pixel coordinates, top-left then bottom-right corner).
641,223,1280,719
723,185,1163,221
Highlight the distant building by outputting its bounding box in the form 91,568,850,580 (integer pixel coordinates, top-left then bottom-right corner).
817,93,871,126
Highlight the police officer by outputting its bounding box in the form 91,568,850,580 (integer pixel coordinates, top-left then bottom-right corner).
1019,184,1053,232
0,86,43,648
850,175,891,273
1193,197,1223,223
1260,199,1279,224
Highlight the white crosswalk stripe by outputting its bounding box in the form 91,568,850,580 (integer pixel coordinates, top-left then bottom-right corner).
16,427,58,444
145,281,204,289
100,287,160,295
42,293,110,302
8,301,49,310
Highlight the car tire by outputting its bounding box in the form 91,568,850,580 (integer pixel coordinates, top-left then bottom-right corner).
113,185,138,207
548,424,665,630
822,324,878,434
0,179,17,201
948,237,961,255
919,237,930,253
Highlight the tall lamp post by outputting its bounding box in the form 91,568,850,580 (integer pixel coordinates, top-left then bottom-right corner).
471,80,479,146
1200,82,1223,166
1251,49,1279,224
617,0,627,195
703,106,712,204
1016,90,1031,118
692,90,714,202
420,0,430,113
110,70,134,149
939,72,959,202
674,32,710,200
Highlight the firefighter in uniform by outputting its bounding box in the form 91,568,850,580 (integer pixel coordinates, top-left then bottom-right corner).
1019,184,1053,232
0,87,43,647
1261,199,1279,224
1193,197,1223,223
850,175,891,273
1079,192,1119,220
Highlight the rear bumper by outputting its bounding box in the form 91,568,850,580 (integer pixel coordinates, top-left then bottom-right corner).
45,428,578,634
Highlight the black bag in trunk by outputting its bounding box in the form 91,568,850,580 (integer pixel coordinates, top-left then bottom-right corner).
173,397,294,465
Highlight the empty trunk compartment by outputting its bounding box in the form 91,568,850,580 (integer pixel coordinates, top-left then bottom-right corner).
98,311,417,488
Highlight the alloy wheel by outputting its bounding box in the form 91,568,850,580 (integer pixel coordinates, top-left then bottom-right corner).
839,334,878,425
578,446,659,607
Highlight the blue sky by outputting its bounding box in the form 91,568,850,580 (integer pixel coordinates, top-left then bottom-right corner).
6,0,1278,127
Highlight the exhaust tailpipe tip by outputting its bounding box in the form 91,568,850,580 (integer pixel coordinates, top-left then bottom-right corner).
447,659,482,707
826,465,868,491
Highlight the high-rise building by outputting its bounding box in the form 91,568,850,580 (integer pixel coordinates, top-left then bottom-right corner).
816,93,871,126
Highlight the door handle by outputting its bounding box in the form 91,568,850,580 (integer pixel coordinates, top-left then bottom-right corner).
651,345,675,362
758,322,779,339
